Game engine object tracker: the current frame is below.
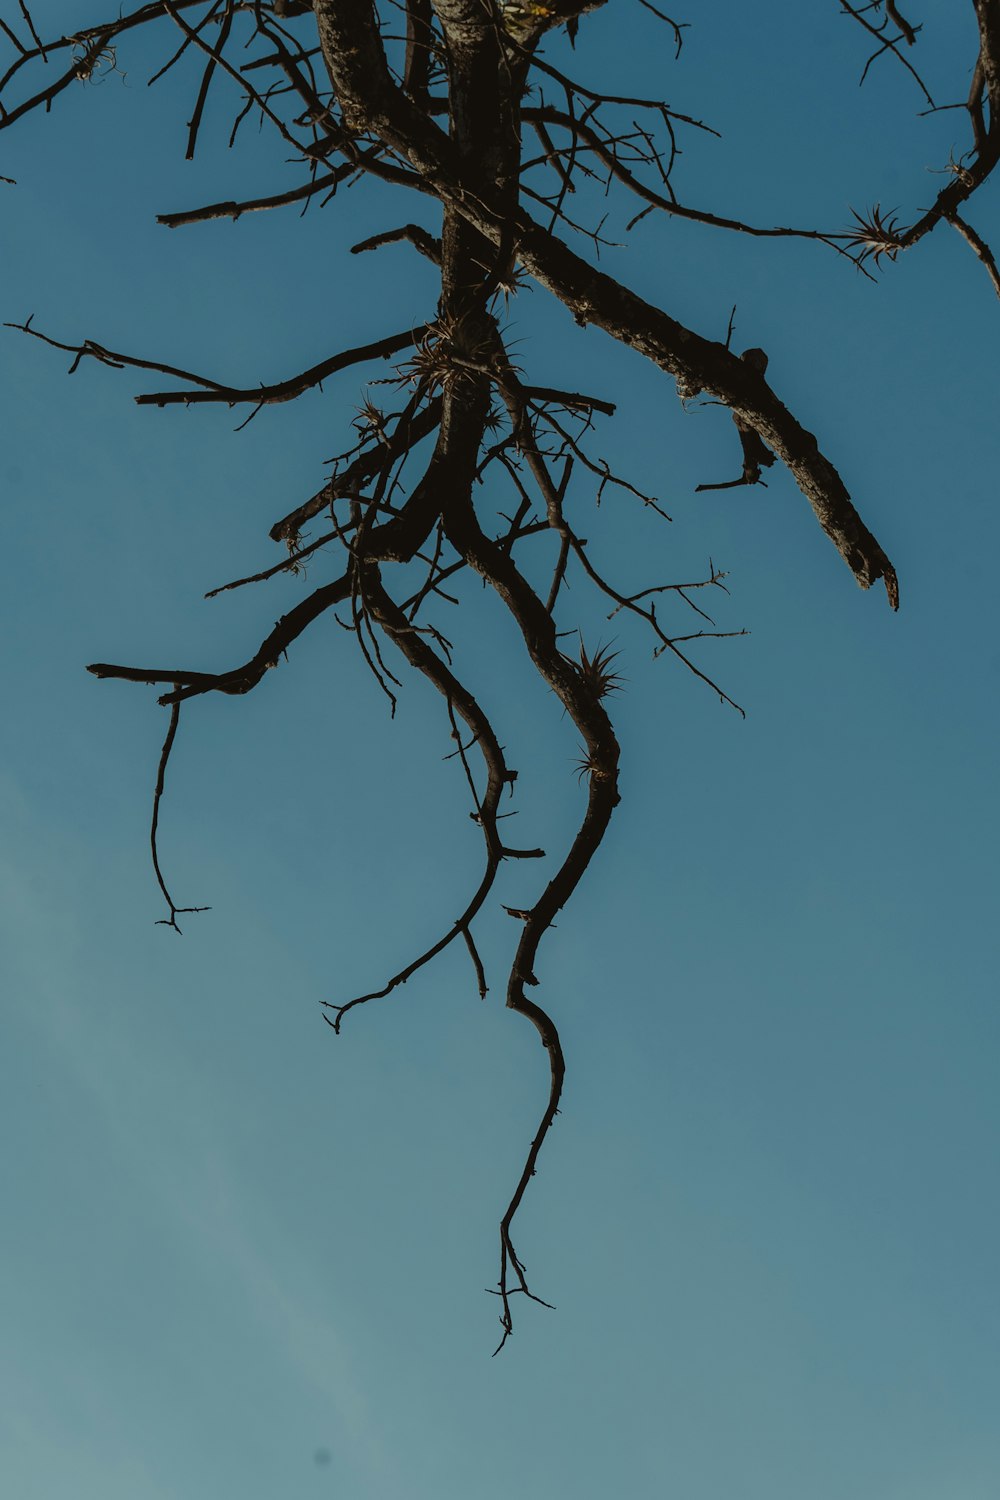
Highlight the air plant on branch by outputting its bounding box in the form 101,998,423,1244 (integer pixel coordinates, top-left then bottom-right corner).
844,204,906,266
400,313,498,395
571,639,624,700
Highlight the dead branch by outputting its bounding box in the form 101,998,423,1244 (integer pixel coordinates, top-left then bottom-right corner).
150,702,211,931
9,319,429,408
15,0,989,1351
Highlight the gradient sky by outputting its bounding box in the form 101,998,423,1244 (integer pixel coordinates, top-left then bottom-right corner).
2,3,999,1497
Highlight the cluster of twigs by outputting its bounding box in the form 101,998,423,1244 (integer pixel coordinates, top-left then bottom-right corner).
2,0,996,1348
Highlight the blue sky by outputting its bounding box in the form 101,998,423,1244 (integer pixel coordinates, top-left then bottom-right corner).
2,3,999,1497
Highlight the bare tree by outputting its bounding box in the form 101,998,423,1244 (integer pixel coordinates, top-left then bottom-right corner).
2,0,996,1350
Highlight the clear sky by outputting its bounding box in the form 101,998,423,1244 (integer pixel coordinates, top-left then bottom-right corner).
2,4,999,1498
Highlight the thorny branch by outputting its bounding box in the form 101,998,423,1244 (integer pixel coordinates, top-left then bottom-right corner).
4,0,991,1347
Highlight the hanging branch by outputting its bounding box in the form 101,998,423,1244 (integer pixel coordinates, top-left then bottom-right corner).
150,701,211,931
14,0,990,1350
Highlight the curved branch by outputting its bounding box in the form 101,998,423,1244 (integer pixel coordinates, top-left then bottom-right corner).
88,569,353,702
442,490,621,1350
150,701,210,931
9,315,429,409
323,572,543,1029
134,323,430,407
157,164,355,228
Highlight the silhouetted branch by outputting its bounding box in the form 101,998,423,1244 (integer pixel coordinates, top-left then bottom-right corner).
8,317,429,407
946,209,1000,298
150,702,210,931
157,164,354,226
13,0,973,1350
